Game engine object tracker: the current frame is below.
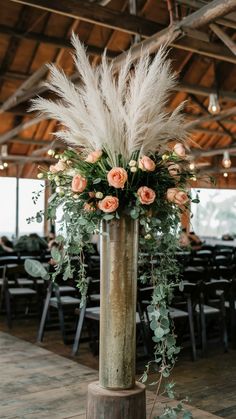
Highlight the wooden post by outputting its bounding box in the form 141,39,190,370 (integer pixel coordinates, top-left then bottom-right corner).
87,215,146,419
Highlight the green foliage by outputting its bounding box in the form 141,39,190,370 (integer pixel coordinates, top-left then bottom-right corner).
24,259,49,280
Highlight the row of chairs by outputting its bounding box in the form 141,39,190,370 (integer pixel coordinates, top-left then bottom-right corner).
1,257,236,362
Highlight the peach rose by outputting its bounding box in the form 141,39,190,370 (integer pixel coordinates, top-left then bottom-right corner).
85,150,103,163
71,174,87,193
166,188,189,206
83,202,96,212
167,162,181,178
107,167,128,189
173,143,186,158
137,186,156,205
49,161,67,173
98,196,119,213
138,156,155,172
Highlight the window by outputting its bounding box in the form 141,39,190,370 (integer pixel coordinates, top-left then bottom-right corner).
18,178,45,236
0,177,16,239
0,177,45,240
191,188,236,238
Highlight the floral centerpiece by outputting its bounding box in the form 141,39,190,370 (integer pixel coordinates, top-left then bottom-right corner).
30,35,196,418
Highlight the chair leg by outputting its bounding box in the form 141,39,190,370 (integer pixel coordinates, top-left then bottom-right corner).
199,297,207,356
37,286,52,342
72,303,87,356
220,296,228,352
57,304,66,344
187,297,197,361
5,290,12,329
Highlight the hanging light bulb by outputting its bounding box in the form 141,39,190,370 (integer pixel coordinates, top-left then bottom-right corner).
1,145,8,157
189,162,195,171
0,161,4,170
223,172,228,178
222,151,231,169
3,162,8,168
208,93,221,114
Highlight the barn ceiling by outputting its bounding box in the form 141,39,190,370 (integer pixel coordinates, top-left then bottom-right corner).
0,0,236,187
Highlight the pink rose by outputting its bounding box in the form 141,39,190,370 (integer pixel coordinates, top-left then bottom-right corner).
173,143,186,158
85,150,103,163
71,174,87,193
49,161,67,173
98,196,119,213
137,186,156,205
107,167,128,189
166,188,189,206
167,162,181,177
138,156,155,171
83,202,96,212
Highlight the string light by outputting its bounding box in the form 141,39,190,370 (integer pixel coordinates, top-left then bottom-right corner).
222,151,231,169
208,93,220,114
189,162,195,170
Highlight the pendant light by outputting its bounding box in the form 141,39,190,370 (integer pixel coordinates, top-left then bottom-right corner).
222,151,231,169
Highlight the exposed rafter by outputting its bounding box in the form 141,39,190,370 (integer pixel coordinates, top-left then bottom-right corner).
0,64,48,114
184,106,236,129
210,23,236,55
112,0,236,67
0,116,45,145
8,0,162,37
175,0,236,30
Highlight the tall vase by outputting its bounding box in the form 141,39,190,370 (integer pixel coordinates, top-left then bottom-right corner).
87,215,146,419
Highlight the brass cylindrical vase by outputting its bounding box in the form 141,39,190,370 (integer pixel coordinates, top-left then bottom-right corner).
99,215,139,389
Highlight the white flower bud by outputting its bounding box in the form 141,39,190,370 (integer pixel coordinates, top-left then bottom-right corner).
54,154,59,159
47,149,55,156
37,173,44,179
162,154,169,161
95,192,103,199
55,181,61,186
56,186,64,195
128,160,137,167
73,194,79,199
54,175,60,182
130,166,137,173
145,234,152,240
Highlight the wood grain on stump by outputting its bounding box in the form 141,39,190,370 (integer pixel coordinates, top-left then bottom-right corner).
87,381,146,419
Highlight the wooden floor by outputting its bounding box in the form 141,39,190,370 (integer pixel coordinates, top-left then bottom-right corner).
0,331,220,419
1,317,236,417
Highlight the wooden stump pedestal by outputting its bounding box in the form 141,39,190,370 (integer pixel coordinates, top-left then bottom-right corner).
87,381,146,419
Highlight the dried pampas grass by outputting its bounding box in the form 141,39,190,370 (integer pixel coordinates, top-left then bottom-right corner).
30,33,188,166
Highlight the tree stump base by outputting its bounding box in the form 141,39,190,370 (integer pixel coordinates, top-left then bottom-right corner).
86,381,146,419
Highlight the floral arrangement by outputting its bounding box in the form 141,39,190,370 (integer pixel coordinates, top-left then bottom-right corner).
29,35,197,418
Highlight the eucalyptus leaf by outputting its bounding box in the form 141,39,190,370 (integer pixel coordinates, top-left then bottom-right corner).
24,259,48,279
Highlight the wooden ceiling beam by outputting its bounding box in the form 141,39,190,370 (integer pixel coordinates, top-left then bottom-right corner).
184,106,236,129
176,0,236,30
193,145,236,157
0,24,117,59
0,64,48,114
8,0,162,37
209,23,236,55
112,0,236,68
192,127,236,138
8,137,63,146
175,82,236,102
3,154,54,163
7,1,236,65
0,116,45,145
